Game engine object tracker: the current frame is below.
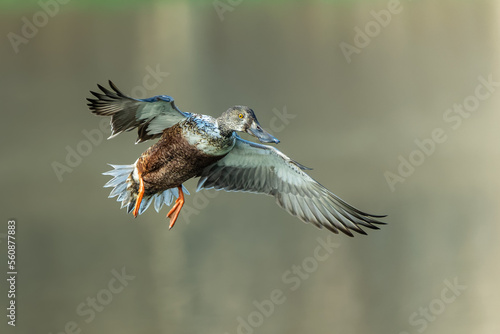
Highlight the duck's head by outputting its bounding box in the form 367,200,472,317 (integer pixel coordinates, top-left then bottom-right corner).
219,106,280,144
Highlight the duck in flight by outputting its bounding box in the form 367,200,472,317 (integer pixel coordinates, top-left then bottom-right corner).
87,81,386,237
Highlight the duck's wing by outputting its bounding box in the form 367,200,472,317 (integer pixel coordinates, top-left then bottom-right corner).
197,137,386,236
87,81,192,143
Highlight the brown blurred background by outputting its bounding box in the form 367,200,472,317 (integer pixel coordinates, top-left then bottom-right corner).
1,0,499,333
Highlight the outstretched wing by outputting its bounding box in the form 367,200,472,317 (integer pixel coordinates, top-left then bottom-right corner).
197,137,386,236
87,81,191,143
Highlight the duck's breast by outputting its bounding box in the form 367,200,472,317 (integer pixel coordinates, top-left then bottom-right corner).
137,123,230,193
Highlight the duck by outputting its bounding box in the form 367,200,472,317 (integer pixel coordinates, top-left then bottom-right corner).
87,81,386,237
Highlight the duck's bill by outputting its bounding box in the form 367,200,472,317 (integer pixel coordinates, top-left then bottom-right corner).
246,124,280,144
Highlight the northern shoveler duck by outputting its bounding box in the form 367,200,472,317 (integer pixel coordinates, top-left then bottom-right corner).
87,81,386,236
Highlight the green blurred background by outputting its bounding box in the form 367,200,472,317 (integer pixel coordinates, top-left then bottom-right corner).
1,0,499,333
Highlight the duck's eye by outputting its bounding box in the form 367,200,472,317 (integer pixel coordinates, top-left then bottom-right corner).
238,113,244,119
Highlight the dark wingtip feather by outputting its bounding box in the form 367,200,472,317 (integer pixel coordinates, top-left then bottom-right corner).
354,228,368,236
87,81,128,116
97,83,116,97
365,216,387,225
338,227,354,237
87,97,100,114
344,229,354,237
291,160,313,170
90,91,100,98
366,213,388,219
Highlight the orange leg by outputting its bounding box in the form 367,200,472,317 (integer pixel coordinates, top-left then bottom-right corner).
167,186,185,229
132,175,145,218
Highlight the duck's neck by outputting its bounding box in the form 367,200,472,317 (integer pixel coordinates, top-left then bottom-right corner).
216,118,234,138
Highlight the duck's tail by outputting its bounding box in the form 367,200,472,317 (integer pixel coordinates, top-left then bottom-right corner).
102,163,189,215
